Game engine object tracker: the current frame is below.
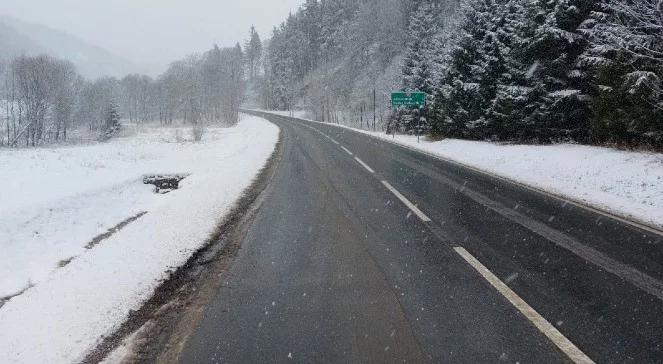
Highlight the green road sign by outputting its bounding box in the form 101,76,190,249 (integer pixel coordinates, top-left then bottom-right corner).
391,91,426,107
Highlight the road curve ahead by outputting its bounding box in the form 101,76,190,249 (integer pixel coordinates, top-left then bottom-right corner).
179,112,663,364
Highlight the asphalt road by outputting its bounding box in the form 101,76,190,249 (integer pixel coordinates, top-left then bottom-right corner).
179,112,663,364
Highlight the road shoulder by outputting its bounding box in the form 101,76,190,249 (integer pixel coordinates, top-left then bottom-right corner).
83,126,285,364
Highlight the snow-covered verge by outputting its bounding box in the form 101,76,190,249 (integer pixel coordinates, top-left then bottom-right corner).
259,110,663,229
0,115,279,363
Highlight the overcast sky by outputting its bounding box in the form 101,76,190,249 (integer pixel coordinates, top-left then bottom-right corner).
0,0,304,74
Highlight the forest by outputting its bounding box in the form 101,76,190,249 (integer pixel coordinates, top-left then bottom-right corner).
0,33,253,147
258,0,663,148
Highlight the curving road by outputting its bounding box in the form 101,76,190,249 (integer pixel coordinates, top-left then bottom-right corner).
179,111,663,364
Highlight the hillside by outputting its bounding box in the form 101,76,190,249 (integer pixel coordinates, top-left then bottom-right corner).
259,0,663,148
0,15,137,79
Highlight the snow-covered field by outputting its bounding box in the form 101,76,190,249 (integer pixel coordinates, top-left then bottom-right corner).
261,110,663,229
0,115,279,363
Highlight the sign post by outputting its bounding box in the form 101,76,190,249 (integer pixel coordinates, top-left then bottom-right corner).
391,91,426,143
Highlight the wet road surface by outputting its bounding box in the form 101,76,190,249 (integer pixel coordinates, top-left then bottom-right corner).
179,112,663,363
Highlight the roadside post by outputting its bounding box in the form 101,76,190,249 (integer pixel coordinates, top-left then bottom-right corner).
373,88,376,131
391,91,426,143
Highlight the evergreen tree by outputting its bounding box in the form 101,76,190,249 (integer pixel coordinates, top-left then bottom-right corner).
100,101,121,141
582,1,663,146
430,0,498,138
319,0,358,63
245,26,262,81
397,0,444,133
515,0,597,142
485,0,531,140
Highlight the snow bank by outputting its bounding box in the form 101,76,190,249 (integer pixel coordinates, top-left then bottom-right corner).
262,110,663,229
0,115,279,363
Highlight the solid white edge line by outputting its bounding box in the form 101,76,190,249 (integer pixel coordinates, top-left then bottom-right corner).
329,138,340,145
453,247,595,364
381,181,432,223
341,146,353,156
354,157,375,174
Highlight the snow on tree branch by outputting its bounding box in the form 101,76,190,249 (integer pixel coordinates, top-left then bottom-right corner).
595,0,663,63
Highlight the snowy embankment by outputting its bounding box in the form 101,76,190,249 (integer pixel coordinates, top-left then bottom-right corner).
260,110,663,229
0,115,279,363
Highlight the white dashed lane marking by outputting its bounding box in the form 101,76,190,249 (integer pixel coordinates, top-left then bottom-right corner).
340,146,353,156
381,181,431,223
354,157,375,174
453,247,595,364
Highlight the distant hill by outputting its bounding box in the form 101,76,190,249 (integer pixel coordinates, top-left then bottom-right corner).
0,15,138,79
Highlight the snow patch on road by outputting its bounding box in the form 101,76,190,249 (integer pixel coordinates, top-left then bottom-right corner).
0,115,279,363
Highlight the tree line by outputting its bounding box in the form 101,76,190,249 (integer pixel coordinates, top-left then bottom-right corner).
260,0,663,148
1,40,251,147
422,0,663,147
